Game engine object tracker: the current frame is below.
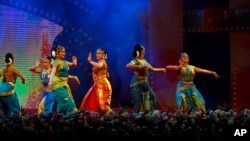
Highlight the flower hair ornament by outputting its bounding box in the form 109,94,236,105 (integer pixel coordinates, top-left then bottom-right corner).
5,58,12,65
104,54,107,59
136,51,139,57
52,50,56,58
4,53,14,65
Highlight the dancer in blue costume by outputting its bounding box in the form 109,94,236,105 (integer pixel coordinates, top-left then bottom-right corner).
166,52,220,115
29,56,56,115
0,52,26,116
49,46,78,115
126,44,166,113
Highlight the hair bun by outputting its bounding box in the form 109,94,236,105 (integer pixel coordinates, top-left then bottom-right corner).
5,52,13,64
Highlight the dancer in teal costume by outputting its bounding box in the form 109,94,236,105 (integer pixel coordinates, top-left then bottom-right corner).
49,46,78,115
166,52,220,114
0,52,26,116
126,44,166,113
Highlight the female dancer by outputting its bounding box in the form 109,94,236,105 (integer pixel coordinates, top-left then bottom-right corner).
80,48,112,116
49,46,78,115
166,52,220,115
29,56,55,115
126,44,166,113
0,52,26,116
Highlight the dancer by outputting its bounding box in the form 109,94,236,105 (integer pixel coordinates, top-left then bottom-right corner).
0,52,26,116
165,52,220,115
80,48,112,116
29,56,55,115
48,46,78,115
126,44,166,113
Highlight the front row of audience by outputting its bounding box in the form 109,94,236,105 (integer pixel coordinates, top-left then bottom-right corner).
0,107,249,141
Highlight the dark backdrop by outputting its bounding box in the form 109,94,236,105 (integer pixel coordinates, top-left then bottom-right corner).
183,33,231,109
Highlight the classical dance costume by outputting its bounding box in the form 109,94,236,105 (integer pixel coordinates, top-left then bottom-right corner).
38,69,56,115
176,65,206,114
0,66,22,115
129,59,158,113
51,59,77,114
80,60,112,114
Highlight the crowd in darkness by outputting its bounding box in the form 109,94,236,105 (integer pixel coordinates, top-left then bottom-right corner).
0,108,249,141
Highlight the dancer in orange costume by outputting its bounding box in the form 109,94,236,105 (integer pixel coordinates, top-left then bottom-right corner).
80,48,112,115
